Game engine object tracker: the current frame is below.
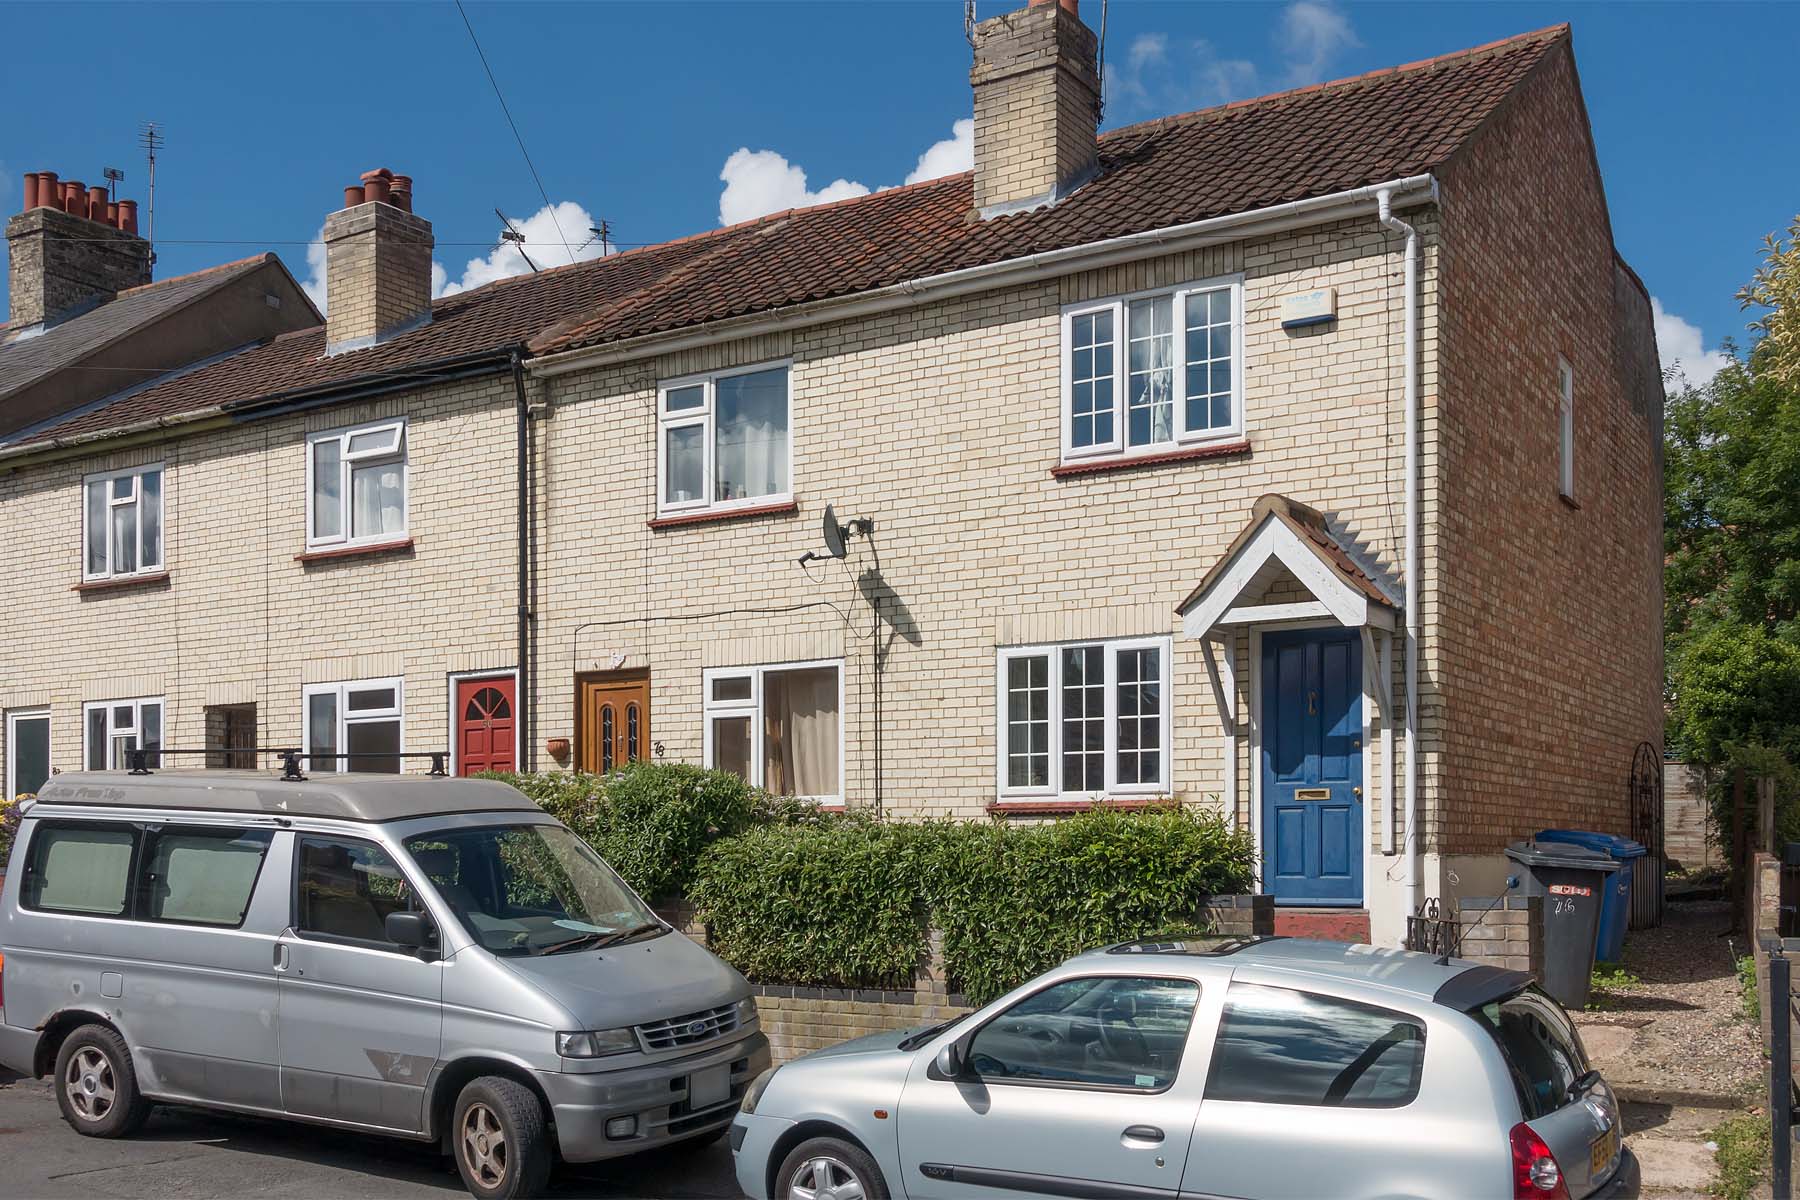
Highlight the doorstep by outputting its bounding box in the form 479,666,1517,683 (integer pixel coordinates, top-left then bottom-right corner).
1272,907,1371,943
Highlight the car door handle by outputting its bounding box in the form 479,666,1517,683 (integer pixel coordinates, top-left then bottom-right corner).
1122,1125,1164,1144
273,943,290,972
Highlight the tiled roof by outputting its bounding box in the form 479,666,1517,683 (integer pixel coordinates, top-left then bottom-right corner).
1174,492,1401,620
0,255,279,402
13,23,1566,452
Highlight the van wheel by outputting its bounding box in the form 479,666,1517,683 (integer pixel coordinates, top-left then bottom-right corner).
452,1076,552,1200
54,1024,152,1138
775,1136,889,1200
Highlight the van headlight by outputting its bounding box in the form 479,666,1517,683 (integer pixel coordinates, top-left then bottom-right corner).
557,1029,638,1058
741,1066,778,1115
734,996,759,1026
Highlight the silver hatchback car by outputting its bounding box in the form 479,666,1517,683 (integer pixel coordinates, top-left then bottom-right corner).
733,936,1639,1200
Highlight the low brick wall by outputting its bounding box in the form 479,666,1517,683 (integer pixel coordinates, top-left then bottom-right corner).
1457,895,1545,976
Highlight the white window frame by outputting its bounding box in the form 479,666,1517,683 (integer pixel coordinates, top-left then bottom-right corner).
1557,357,1575,500
1060,276,1245,465
302,677,404,771
305,418,409,550
994,636,1173,802
82,696,165,770
6,706,51,798
656,360,793,518
81,463,165,581
701,658,843,805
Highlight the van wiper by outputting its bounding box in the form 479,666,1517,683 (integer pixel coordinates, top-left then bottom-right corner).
538,922,665,956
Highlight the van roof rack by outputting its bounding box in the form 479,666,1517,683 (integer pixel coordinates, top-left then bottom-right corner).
122,747,449,781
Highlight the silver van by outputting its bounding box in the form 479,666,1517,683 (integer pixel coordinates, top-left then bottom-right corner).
0,769,769,1199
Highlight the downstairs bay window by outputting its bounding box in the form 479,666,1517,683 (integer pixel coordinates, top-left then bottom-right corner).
703,661,841,803
658,363,791,516
1061,278,1243,464
996,637,1171,800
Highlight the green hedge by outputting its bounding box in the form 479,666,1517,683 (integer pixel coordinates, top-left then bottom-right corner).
477,763,823,901
482,767,1257,1005
691,806,1256,1005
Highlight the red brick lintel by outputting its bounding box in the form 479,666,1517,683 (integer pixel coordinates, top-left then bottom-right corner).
647,499,800,530
294,537,415,564
72,571,170,593
1051,441,1251,478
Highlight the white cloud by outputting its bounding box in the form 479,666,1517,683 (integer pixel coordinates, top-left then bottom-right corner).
1652,296,1733,388
434,201,609,298
1107,0,1357,115
718,117,975,227
719,149,871,227
905,118,974,186
301,201,612,313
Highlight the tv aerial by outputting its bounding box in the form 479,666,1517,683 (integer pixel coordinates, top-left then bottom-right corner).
797,503,873,567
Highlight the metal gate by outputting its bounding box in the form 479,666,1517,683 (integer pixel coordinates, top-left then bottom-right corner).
1629,741,1666,929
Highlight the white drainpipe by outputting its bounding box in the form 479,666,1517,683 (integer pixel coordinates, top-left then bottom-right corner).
1377,186,1423,925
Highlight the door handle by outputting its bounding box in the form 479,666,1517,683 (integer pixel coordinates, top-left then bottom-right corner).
1122,1125,1164,1144
273,943,290,972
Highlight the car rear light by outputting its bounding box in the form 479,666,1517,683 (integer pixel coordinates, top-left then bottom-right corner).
1510,1122,1570,1200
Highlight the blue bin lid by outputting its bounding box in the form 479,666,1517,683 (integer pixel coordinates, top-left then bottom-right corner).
1534,829,1648,860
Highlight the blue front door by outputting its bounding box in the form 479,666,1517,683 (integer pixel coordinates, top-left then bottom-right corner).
1261,627,1363,906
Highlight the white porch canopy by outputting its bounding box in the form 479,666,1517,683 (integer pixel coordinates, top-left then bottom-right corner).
1175,493,1403,852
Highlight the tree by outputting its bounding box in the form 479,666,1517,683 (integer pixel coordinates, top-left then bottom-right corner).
1739,216,1800,389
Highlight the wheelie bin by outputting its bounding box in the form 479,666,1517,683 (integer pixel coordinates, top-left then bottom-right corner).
1504,839,1621,1009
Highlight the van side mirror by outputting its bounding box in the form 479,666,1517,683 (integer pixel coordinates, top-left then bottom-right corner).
386,911,437,957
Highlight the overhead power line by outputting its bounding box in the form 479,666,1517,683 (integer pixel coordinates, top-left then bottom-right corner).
453,0,576,266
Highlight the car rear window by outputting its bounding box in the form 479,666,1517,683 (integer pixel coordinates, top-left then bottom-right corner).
1204,983,1426,1108
1466,987,1588,1119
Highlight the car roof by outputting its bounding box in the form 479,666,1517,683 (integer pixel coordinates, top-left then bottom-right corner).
29,769,540,824
1096,935,1528,1009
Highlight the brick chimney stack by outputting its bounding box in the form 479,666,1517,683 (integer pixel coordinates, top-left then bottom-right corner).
322,167,433,354
7,169,152,330
969,0,1101,217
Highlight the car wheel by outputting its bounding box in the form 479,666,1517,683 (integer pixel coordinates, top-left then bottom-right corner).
776,1136,889,1200
53,1024,152,1138
452,1076,552,1200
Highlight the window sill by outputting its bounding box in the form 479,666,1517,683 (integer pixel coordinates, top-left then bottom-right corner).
72,571,170,594
648,499,799,530
987,796,1179,816
295,537,415,564
1052,440,1250,478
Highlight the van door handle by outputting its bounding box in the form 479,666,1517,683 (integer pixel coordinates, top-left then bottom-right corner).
1122,1125,1164,1144
273,944,290,972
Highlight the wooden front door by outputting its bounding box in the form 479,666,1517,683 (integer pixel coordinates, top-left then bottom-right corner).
579,671,650,774
456,676,517,776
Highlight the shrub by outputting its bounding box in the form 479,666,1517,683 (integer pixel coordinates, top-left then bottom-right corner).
479,763,768,901
0,795,23,868
690,806,1257,1004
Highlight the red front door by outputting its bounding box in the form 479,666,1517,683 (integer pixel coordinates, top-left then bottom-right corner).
456,676,517,776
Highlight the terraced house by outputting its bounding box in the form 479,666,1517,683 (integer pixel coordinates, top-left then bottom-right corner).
0,0,1662,945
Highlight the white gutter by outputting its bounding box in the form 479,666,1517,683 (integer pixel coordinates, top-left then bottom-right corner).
1376,186,1423,926
529,174,1438,378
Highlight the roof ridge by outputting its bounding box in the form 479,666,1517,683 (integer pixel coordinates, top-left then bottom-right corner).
1099,23,1569,142
114,253,274,298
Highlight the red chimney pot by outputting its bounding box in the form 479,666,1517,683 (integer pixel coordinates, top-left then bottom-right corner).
38,171,59,211
88,185,109,222
362,175,391,206
1027,0,1078,12
23,172,40,211
64,182,85,212
118,199,139,235
106,201,120,227
344,185,365,209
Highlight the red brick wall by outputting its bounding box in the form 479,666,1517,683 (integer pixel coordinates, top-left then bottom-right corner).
1431,41,1664,858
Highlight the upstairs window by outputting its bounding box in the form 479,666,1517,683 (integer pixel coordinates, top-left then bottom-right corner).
1063,279,1242,463
308,419,407,548
84,696,163,770
658,363,791,516
1557,358,1575,501
996,637,1170,800
83,465,163,581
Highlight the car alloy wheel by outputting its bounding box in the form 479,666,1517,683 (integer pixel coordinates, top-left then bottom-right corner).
461,1100,510,1190
788,1154,866,1200
63,1046,118,1123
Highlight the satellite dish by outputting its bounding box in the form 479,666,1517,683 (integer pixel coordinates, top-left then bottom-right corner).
822,504,847,559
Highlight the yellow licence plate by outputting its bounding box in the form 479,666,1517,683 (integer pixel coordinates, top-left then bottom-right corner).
1590,1126,1621,1175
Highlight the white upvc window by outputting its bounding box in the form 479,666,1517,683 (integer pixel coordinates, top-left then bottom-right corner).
1061,277,1244,463
303,678,403,773
657,362,791,517
702,659,842,803
995,637,1171,800
82,464,164,580
83,696,164,770
1557,357,1575,500
307,419,408,549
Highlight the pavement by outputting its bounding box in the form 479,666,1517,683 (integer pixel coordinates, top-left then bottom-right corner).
0,1068,741,1200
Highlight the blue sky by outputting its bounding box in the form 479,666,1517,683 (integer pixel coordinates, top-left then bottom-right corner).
2,1,1792,384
